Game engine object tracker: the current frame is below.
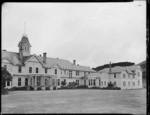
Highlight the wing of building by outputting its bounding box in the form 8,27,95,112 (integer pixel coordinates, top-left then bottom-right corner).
2,34,96,90
98,65,143,89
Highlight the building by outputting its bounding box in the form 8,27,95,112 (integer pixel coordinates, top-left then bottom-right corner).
1,34,96,90
98,64,143,89
80,73,101,88
136,60,146,88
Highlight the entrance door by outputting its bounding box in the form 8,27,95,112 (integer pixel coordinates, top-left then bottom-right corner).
84,80,86,85
37,77,41,86
45,79,49,87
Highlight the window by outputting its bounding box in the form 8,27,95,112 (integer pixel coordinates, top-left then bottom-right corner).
76,71,79,76
123,81,126,87
64,70,66,75
7,81,10,86
138,80,140,86
89,79,90,86
128,82,130,86
37,77,40,86
25,78,28,86
101,81,103,86
45,69,47,73
93,79,96,86
104,81,106,86
133,74,135,78
137,72,140,77
36,68,39,73
76,80,79,85
55,69,57,74
132,82,135,86
99,79,100,86
52,79,55,86
58,79,60,86
29,67,32,73
88,72,90,74
18,66,22,73
84,72,86,76
123,74,126,78
114,74,116,78
4,65,7,70
69,71,72,78
18,78,21,86
91,79,93,85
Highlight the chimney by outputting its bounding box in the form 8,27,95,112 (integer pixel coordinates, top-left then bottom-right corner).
73,60,76,65
43,52,47,63
109,61,112,73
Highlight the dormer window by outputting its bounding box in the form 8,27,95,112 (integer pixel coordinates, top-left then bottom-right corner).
123,74,126,78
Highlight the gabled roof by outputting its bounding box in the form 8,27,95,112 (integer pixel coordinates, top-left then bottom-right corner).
98,65,141,74
37,56,95,72
2,50,23,66
136,60,146,66
2,50,95,72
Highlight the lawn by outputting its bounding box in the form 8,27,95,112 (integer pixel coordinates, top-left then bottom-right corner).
2,89,146,114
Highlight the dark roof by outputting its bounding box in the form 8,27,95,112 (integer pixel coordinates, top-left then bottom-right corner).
2,50,23,65
37,56,95,72
18,36,31,46
137,60,146,65
2,50,95,72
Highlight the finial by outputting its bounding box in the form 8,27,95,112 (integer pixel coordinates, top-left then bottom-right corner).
23,21,28,37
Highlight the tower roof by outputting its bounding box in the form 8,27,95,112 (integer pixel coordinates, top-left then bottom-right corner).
18,35,31,47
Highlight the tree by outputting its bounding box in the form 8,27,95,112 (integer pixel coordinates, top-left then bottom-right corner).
107,81,114,89
1,67,12,89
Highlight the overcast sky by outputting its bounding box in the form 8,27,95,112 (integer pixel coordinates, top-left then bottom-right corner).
2,2,146,68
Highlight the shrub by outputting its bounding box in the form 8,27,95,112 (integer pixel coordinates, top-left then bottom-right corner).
76,85,88,89
29,86,34,90
53,86,57,90
46,87,50,90
37,87,42,90
100,87,121,90
90,86,101,89
9,86,28,91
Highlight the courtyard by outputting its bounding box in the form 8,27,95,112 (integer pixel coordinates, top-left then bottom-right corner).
2,89,146,114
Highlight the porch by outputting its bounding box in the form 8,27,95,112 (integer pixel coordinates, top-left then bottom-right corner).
27,74,58,90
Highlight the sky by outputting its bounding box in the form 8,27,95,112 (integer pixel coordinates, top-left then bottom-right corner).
2,2,146,68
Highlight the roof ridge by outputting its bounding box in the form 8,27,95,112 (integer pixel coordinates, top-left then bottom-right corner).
2,50,18,54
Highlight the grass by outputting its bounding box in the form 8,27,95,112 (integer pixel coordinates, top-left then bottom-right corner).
2,89,146,114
